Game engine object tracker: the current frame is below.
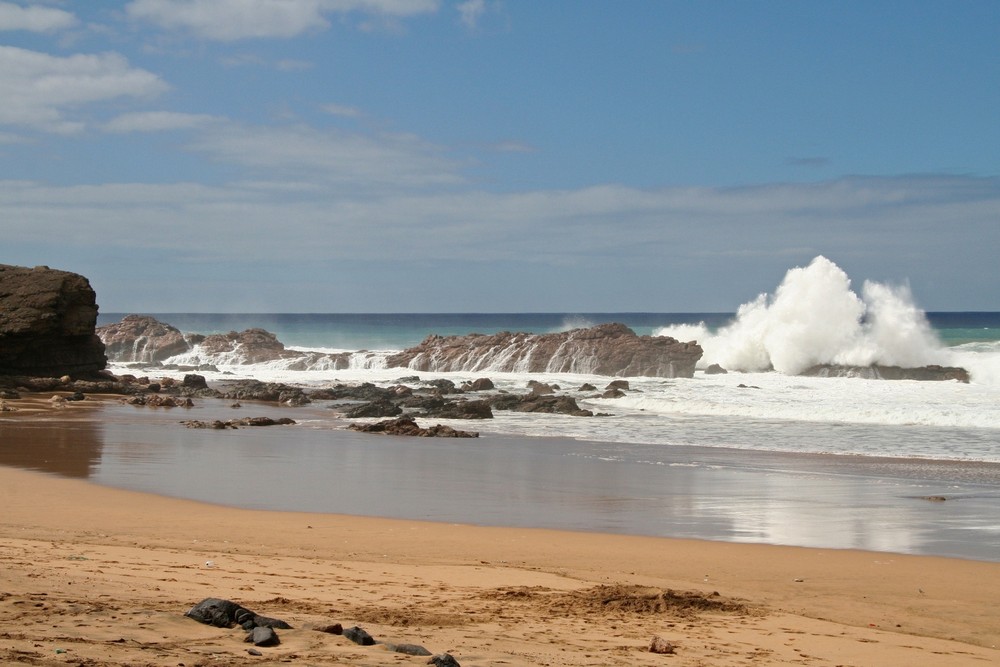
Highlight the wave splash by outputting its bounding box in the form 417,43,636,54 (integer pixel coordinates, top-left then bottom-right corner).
655,256,947,375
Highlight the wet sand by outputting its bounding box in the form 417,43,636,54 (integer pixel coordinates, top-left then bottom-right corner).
1,396,1000,665
2,394,999,560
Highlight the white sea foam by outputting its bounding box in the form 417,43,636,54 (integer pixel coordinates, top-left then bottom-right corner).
655,256,950,375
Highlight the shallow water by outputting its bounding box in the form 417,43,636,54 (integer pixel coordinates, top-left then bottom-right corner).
3,398,998,562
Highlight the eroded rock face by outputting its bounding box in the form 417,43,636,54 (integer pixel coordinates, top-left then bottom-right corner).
386,323,703,378
0,264,107,376
97,314,191,363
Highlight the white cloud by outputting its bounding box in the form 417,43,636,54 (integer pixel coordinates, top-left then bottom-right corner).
186,122,465,189
0,46,168,133
126,0,439,41
0,1,77,32
103,110,221,133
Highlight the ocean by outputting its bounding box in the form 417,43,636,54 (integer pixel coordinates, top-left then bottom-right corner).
94,308,1000,463
28,257,1000,559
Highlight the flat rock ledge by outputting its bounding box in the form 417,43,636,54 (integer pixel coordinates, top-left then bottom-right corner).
801,363,969,383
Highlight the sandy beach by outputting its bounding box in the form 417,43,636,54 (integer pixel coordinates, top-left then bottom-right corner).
2,439,1000,667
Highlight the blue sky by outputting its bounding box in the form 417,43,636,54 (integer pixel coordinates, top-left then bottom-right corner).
1,1,998,312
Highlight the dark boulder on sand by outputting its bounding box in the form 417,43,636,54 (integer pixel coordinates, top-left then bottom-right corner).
0,264,107,377
349,416,479,438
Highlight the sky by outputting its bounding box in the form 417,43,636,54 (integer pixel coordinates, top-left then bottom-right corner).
1,0,998,313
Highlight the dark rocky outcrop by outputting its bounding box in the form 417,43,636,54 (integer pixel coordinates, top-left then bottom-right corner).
421,398,494,419
345,399,403,418
218,380,310,405
181,417,296,429
0,264,107,377
385,323,702,378
489,393,593,417
348,416,479,438
801,364,970,383
185,598,291,631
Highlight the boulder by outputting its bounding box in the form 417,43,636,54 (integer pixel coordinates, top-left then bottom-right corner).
0,264,107,377
386,323,702,378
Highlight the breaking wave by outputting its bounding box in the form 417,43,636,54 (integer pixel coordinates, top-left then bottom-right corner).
655,256,949,375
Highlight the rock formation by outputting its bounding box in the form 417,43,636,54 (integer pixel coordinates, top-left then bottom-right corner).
97,314,190,363
98,315,356,370
385,323,703,378
0,264,107,377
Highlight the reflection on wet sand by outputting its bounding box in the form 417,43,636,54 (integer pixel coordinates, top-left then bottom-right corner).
0,419,103,478
1,396,999,561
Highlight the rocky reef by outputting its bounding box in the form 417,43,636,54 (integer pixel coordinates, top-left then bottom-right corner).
0,264,107,377
800,364,970,383
385,323,703,378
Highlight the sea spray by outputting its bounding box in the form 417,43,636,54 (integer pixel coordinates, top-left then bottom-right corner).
655,256,948,375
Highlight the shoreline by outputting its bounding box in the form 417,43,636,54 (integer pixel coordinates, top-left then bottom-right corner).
2,464,999,666
3,393,1000,562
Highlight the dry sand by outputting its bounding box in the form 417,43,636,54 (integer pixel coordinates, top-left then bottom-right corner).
1,396,999,665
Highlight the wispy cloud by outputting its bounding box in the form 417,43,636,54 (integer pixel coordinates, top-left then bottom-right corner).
0,1,77,32
321,103,363,118
184,122,465,190
489,140,536,154
0,46,168,134
125,0,440,41
103,111,222,133
457,0,485,30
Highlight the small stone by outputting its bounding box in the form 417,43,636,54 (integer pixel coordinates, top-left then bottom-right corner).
314,623,342,635
649,635,677,654
386,643,432,656
247,648,262,656
343,625,375,646
428,654,461,667
246,626,280,647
